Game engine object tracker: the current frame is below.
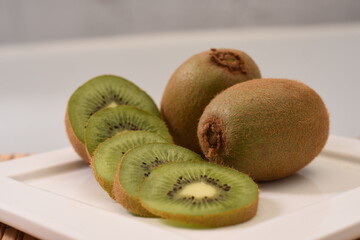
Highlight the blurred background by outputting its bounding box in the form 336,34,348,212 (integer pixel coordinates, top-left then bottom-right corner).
1,0,360,153
1,0,360,45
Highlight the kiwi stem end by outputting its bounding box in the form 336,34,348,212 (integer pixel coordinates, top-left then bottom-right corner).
210,48,247,74
200,118,224,159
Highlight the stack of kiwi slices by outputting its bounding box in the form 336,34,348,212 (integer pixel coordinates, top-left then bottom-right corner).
65,73,260,228
65,74,168,162
65,46,330,228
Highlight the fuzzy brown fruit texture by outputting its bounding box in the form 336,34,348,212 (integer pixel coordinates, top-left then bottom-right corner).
197,78,330,181
65,110,91,163
161,48,261,154
112,156,156,217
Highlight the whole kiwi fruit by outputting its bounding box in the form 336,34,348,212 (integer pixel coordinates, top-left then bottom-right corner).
197,78,329,181
161,48,261,154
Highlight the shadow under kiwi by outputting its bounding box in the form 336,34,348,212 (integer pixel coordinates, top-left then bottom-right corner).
12,158,88,181
160,219,214,229
155,197,281,230
258,170,321,195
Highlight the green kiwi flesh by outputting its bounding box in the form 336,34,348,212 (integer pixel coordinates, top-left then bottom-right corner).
91,131,169,198
161,48,261,154
85,105,172,157
113,143,204,217
139,161,259,227
198,78,330,181
66,75,160,160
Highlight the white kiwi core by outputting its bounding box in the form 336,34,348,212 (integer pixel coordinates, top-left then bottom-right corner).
179,182,217,199
106,102,118,108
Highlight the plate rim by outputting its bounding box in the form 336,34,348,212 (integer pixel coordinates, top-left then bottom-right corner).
0,135,359,240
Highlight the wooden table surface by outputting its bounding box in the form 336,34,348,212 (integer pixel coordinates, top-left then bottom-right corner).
0,154,39,240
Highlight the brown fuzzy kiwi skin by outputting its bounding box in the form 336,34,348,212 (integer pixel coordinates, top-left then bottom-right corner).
65,108,90,163
161,48,261,155
198,78,330,181
89,153,115,199
112,154,156,217
140,186,259,228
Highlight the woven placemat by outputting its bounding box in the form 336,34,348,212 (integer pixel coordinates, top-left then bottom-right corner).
0,154,39,240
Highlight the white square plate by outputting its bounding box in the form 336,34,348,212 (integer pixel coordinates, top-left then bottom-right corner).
1,135,360,240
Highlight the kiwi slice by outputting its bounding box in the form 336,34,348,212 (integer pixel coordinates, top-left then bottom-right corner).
85,105,172,157
91,131,169,198
113,143,204,217
139,162,259,227
65,74,160,162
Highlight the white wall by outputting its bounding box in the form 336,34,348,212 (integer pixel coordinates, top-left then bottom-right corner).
1,24,360,153
1,0,360,44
